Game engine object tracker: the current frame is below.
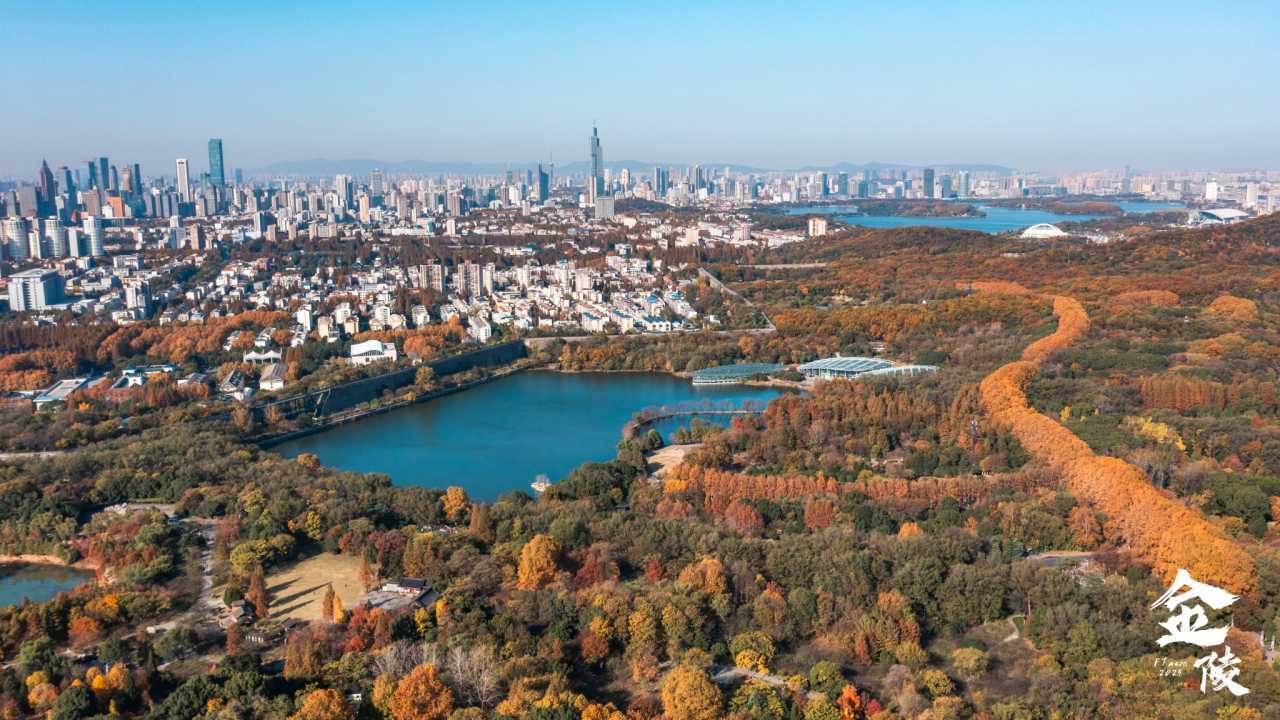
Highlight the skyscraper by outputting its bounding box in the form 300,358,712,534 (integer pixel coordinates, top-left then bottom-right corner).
654,166,669,196
83,216,104,257
536,164,550,202
3,219,28,261
208,139,225,188
335,175,353,208
922,168,936,199
46,218,67,257
370,169,384,197
588,126,603,205
98,157,110,193
37,160,56,214
176,159,191,202
130,163,143,195
86,160,99,190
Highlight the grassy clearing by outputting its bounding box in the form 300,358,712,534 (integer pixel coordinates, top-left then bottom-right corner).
264,552,364,621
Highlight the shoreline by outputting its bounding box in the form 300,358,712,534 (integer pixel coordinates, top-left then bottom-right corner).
261,364,800,455
0,553,100,574
257,362,537,449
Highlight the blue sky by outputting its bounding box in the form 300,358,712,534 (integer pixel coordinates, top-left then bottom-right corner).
2,0,1276,176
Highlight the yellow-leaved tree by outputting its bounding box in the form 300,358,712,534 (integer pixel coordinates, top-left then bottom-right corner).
660,664,722,720
388,664,453,720
516,534,561,590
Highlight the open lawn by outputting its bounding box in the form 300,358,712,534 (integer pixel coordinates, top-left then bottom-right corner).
264,552,365,621
646,443,702,479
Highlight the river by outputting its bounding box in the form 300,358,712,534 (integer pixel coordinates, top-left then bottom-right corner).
0,564,93,607
789,201,1184,233
274,371,786,500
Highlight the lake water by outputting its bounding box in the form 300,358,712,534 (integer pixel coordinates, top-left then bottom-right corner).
274,371,786,500
0,564,93,607
790,201,1184,233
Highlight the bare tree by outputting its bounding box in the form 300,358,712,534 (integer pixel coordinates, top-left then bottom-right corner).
444,644,500,707
373,640,424,679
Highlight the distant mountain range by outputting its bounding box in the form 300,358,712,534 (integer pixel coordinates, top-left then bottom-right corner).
797,161,1017,175
254,158,1017,177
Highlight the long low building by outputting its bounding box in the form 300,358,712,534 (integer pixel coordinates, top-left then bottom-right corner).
796,356,937,380
691,363,784,385
1198,208,1250,224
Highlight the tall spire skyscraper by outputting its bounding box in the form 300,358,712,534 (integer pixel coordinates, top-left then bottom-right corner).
37,160,56,213
588,125,603,205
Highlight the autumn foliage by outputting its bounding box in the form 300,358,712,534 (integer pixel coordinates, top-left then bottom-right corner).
1114,289,1180,307
977,290,1256,594
388,664,453,720
660,664,721,720
516,534,561,590
1205,294,1259,323
97,310,289,365
1137,373,1278,413
353,319,464,357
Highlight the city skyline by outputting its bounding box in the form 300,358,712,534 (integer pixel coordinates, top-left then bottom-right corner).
3,1,1277,175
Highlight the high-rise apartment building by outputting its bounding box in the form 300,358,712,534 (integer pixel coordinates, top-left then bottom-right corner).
7,269,65,311
334,175,353,208
124,279,152,315
83,216,105,257
46,219,67,257
2,219,28,261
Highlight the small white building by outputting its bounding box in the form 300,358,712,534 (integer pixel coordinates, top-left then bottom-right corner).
468,317,492,343
259,363,286,391
807,216,829,238
349,339,398,366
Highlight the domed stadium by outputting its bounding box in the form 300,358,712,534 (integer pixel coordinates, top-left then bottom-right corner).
1020,223,1068,239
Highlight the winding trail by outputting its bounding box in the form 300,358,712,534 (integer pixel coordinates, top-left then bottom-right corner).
974,285,1255,595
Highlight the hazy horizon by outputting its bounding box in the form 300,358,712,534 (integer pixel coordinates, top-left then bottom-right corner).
3,0,1277,177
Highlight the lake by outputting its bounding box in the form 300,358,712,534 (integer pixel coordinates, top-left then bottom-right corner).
0,564,93,607
274,371,787,500
790,201,1184,233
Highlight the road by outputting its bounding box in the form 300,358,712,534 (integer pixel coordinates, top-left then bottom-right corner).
709,665,821,700
697,267,776,331
189,519,223,614
0,450,67,462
